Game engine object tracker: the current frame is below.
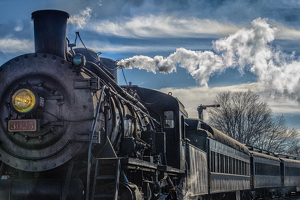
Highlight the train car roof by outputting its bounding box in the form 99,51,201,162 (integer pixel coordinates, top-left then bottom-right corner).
247,145,300,162
185,118,249,154
250,151,281,162
280,157,300,164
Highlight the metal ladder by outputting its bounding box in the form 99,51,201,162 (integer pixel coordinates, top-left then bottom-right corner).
91,158,121,200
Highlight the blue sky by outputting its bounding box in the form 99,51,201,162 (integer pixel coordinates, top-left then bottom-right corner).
1,0,300,130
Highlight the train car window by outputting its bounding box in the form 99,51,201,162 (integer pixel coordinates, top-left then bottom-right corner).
239,160,242,175
220,154,224,173
237,160,240,175
235,159,238,175
216,153,219,173
219,154,222,173
255,162,280,176
210,151,212,172
164,111,174,128
223,156,225,173
255,163,259,175
214,151,216,172
241,161,244,175
211,151,215,172
233,158,236,174
229,157,232,174
285,167,300,176
225,155,229,173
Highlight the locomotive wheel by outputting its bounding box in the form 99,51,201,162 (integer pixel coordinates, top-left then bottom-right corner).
95,182,143,200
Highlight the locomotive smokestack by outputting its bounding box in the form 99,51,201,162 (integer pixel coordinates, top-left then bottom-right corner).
32,10,69,59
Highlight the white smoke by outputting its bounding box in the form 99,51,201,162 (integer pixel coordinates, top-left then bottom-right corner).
69,7,92,29
118,49,224,86
117,18,300,98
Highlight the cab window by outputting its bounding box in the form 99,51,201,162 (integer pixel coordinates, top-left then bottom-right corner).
164,111,174,128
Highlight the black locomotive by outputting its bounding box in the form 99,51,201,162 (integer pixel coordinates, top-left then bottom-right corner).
0,10,299,200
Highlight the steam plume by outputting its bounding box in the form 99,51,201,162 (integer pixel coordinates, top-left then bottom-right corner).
69,7,92,29
117,18,300,99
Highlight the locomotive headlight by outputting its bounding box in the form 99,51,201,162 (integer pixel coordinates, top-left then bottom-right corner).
11,89,37,114
72,54,86,66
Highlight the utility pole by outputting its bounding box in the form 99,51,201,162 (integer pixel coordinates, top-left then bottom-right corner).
197,104,220,121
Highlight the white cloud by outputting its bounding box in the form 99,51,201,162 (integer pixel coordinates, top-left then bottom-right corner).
0,37,33,53
82,41,181,53
88,15,240,38
264,97,300,114
159,83,259,119
159,83,300,121
275,24,300,40
85,14,300,41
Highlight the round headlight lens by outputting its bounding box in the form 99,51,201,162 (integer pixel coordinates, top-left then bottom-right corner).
72,54,86,66
72,56,82,65
12,89,36,113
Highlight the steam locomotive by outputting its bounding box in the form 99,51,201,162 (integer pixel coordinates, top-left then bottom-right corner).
0,10,300,200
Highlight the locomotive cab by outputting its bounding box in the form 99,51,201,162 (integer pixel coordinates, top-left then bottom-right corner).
122,85,188,170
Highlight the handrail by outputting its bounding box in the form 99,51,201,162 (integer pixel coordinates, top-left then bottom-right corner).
86,86,106,200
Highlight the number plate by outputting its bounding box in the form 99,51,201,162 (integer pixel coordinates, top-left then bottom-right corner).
8,120,37,132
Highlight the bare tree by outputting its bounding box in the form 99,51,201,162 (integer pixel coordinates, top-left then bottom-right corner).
207,90,299,154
